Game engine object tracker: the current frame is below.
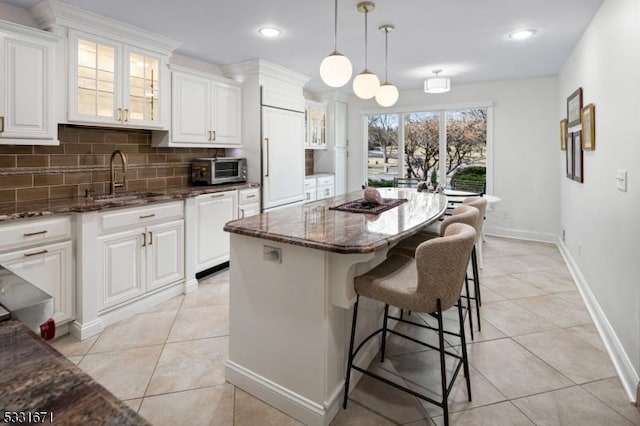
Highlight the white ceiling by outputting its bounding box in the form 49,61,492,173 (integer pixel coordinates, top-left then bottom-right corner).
5,0,604,92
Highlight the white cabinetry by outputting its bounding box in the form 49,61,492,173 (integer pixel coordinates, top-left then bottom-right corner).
304,177,317,202
96,202,184,311
0,21,60,145
303,174,335,202
0,216,74,324
238,187,260,219
158,66,241,147
68,30,170,129
304,100,327,149
194,191,237,273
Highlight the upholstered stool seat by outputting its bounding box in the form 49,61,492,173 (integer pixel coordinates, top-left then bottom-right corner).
343,223,477,426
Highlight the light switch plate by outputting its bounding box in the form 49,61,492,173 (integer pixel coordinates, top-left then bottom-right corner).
263,245,282,263
616,170,627,192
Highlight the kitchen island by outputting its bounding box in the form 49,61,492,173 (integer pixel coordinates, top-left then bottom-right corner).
223,189,447,426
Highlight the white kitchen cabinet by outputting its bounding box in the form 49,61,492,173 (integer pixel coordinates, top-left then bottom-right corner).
159,66,241,147
304,100,327,149
194,191,237,272
96,202,184,311
238,187,260,218
304,177,317,203
68,30,169,129
262,107,305,210
0,21,60,145
0,240,73,324
0,215,74,324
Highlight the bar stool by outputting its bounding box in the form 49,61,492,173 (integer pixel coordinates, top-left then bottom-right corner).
343,223,476,426
462,197,487,309
389,204,480,339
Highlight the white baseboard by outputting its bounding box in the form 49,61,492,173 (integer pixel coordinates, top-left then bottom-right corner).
225,329,382,426
558,240,639,403
69,318,102,340
484,225,557,243
183,278,199,294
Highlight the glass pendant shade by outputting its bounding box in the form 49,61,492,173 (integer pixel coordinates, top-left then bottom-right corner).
375,82,399,107
353,70,380,99
320,52,353,87
424,76,451,93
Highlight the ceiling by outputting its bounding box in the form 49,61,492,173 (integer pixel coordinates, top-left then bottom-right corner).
5,0,604,92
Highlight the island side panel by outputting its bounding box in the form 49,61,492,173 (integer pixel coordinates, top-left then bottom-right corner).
227,233,329,405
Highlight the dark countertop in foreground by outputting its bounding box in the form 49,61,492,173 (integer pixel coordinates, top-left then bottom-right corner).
0,321,149,425
224,188,447,254
0,182,259,222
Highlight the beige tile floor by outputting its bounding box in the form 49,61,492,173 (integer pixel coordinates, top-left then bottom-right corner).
49,237,640,425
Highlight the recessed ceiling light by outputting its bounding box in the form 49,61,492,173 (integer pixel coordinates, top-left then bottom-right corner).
258,27,282,38
509,29,537,40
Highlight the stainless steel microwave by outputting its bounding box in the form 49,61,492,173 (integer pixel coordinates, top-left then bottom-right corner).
191,157,247,185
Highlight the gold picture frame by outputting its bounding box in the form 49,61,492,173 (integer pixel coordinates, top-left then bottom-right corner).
581,103,595,150
560,119,568,150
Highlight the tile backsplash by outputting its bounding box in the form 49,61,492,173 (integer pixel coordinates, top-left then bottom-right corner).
0,125,223,203
305,150,314,176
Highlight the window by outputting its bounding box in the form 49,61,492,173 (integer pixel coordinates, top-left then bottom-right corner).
366,107,489,192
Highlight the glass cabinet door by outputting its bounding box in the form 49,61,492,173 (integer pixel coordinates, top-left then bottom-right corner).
124,48,162,126
74,36,119,121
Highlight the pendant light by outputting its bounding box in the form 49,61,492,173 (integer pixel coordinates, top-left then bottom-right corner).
375,25,399,107
424,69,451,94
352,2,380,99
320,0,353,87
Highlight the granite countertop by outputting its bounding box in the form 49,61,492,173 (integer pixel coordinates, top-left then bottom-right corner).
0,182,259,222
224,188,447,254
0,320,149,425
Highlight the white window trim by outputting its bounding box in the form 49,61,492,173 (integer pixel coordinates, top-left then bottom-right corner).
362,102,494,193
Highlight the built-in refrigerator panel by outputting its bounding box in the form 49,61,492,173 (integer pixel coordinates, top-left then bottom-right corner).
261,106,305,211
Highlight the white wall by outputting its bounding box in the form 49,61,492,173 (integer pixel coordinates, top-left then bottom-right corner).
346,76,560,241
558,0,640,400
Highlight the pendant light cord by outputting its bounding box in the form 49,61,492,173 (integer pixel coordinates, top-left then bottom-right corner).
384,28,388,81
364,7,369,69
333,0,338,52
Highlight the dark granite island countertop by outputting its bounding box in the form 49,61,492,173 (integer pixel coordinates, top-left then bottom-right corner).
224,188,448,253
0,321,149,425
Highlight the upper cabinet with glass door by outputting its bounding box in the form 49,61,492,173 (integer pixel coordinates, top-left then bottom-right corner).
68,30,168,129
304,100,327,149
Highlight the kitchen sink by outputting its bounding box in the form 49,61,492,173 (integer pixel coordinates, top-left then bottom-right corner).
91,192,165,202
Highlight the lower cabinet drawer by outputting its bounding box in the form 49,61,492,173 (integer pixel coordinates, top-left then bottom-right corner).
99,201,183,233
238,188,260,205
0,216,72,252
316,175,334,187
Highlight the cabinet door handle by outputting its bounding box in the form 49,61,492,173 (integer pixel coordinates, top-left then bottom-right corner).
139,214,156,219
24,249,48,257
117,108,123,121
142,232,146,247
208,130,212,141
246,194,256,199
23,230,48,237
240,208,245,219
0,115,4,132
124,109,129,122
210,193,225,198
264,138,270,177
148,231,153,245
212,130,216,141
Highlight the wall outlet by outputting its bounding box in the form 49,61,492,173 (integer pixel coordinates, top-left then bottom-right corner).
616,170,628,192
562,229,566,242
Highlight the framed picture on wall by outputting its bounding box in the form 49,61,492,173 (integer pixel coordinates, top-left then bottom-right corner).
566,132,574,179
567,88,583,127
573,131,584,183
582,103,595,150
560,119,568,150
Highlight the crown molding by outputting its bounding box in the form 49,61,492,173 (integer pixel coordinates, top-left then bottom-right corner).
30,0,181,55
168,64,241,86
0,18,62,42
222,59,310,87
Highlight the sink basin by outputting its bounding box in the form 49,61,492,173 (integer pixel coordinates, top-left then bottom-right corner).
92,192,165,202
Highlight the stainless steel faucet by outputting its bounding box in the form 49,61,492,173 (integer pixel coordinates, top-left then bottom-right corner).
109,150,128,194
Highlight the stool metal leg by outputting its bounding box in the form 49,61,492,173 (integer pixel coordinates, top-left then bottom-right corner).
471,247,482,331
343,295,360,409
380,304,390,362
457,298,472,402
436,299,449,426
464,275,474,341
